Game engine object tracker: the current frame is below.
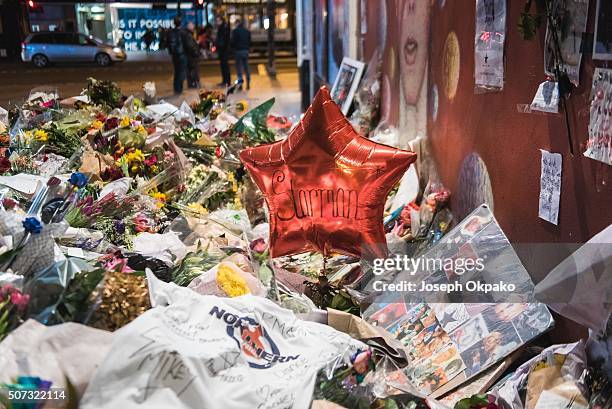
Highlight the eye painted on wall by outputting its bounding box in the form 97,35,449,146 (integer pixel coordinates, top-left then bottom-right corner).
457,153,494,221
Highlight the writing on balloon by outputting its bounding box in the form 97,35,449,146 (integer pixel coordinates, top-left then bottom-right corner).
271,170,362,221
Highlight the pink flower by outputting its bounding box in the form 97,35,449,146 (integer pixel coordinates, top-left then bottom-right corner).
144,155,158,166
250,238,268,254
10,291,30,311
2,198,17,210
163,151,175,163
0,284,16,300
351,350,372,374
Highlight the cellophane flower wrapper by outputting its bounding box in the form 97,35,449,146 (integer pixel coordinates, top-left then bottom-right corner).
25,257,93,324
0,211,69,278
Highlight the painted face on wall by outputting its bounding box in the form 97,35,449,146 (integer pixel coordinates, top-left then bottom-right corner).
400,0,432,105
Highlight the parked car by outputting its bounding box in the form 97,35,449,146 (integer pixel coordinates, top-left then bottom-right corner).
21,32,126,68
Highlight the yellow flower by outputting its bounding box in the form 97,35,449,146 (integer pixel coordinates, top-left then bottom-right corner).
135,124,147,136
227,172,238,192
22,130,33,142
237,99,249,112
91,120,104,130
33,129,48,142
187,202,208,215
216,263,250,297
120,116,130,128
149,189,167,208
233,196,242,209
125,149,144,164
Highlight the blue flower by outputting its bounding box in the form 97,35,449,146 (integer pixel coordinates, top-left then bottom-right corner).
22,217,43,234
69,172,88,188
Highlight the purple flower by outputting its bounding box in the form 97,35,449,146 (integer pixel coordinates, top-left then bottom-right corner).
69,172,88,188
114,219,125,234
22,217,42,234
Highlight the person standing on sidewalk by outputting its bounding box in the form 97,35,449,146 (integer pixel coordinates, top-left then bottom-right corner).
215,16,231,86
143,27,155,52
167,16,188,94
231,17,251,90
185,22,200,89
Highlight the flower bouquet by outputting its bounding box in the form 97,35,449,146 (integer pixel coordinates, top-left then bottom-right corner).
0,283,30,341
83,77,122,109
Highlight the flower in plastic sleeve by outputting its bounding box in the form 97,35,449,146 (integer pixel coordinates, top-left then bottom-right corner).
22,217,42,234
69,172,88,188
216,264,250,297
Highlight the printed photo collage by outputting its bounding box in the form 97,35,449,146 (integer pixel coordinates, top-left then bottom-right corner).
366,301,553,394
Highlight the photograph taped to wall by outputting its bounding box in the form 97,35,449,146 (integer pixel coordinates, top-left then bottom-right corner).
593,0,612,60
544,0,589,86
330,57,365,114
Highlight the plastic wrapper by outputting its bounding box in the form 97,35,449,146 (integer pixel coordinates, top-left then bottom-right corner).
188,260,266,297
312,349,448,409
535,224,612,332
24,257,92,322
0,319,113,399
0,272,23,289
491,341,588,409
0,212,68,278
369,124,400,148
131,231,187,265
207,208,251,236
80,271,365,409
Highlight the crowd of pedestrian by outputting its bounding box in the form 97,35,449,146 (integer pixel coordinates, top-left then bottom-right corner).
156,15,251,95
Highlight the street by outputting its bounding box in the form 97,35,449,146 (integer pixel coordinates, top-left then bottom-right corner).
0,55,300,116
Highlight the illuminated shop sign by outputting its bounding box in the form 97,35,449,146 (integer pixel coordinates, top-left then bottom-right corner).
117,8,203,51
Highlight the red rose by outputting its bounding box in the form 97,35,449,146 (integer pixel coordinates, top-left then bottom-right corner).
0,157,11,173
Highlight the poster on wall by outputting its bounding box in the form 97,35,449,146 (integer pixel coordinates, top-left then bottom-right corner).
474,0,506,92
593,0,612,60
584,68,612,166
330,57,365,114
538,149,562,225
544,0,589,86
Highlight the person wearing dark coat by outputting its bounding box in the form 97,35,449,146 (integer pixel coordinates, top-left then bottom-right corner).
215,16,231,86
167,16,188,94
185,22,200,88
231,18,251,90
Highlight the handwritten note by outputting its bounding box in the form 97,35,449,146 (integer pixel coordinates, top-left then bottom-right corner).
538,150,562,225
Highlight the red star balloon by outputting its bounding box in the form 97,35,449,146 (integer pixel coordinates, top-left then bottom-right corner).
240,86,417,260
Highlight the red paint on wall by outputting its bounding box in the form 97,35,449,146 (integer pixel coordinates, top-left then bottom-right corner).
427,1,611,250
